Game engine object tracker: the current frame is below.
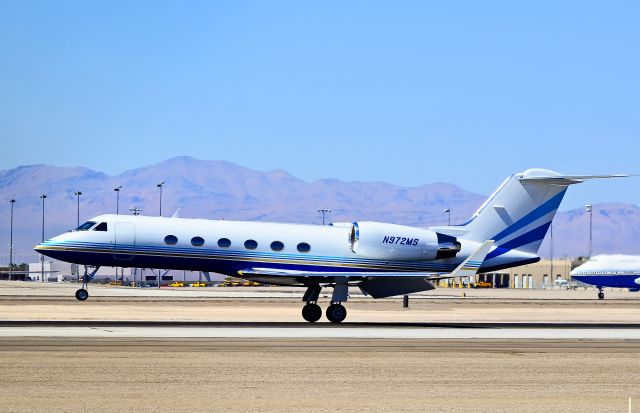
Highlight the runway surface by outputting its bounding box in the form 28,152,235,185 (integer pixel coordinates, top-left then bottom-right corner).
0,283,638,413
1,320,640,340
1,334,638,413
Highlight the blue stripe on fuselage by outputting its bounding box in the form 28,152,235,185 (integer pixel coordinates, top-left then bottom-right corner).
572,274,640,289
36,241,460,273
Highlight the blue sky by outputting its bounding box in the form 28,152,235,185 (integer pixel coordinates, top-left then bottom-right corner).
1,0,638,209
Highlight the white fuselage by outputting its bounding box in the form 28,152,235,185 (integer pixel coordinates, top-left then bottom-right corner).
570,255,640,290
35,214,533,284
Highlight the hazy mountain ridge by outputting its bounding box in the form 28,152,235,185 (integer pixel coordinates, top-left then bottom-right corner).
0,156,637,263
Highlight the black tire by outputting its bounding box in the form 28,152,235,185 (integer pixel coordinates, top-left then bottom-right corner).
326,303,347,324
598,291,604,300
302,303,322,323
75,288,89,301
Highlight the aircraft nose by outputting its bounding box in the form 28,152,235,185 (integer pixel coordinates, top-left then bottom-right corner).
34,241,61,261
34,240,56,255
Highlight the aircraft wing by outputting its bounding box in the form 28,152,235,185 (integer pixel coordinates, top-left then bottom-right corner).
237,241,494,282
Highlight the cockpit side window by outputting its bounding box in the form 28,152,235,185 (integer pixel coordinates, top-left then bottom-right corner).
76,221,96,231
93,222,108,231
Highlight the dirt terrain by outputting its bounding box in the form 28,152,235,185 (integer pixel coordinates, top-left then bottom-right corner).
0,282,638,412
0,338,638,413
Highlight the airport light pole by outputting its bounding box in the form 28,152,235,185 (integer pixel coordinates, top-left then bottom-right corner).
9,199,15,280
114,186,122,214
444,207,452,286
40,194,46,282
157,181,165,217
585,204,593,257
318,208,331,226
74,191,82,227
113,186,123,287
443,208,451,226
549,221,554,283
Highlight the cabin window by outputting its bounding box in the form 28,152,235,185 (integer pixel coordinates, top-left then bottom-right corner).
76,221,96,231
93,222,108,231
297,242,311,253
244,239,258,250
191,236,205,247
164,235,178,245
270,241,284,251
217,238,231,248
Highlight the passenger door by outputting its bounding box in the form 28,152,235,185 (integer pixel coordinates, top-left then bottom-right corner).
114,222,135,261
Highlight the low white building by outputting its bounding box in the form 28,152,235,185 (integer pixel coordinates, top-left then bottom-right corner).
28,260,225,285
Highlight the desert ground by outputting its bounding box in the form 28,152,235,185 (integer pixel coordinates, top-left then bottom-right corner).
0,281,637,413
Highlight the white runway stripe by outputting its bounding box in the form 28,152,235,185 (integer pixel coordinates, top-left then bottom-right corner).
1,326,639,340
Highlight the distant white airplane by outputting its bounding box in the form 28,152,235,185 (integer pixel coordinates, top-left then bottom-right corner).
570,255,640,299
35,169,627,323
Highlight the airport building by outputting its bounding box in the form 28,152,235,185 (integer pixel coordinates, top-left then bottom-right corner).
436,258,582,289
26,260,225,285
476,258,581,288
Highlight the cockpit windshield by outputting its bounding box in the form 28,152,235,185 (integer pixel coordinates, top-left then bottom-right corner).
76,221,96,231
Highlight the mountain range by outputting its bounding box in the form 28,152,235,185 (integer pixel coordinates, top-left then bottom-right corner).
0,156,638,263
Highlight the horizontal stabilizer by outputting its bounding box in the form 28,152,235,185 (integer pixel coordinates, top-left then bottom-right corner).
518,174,631,185
447,240,493,279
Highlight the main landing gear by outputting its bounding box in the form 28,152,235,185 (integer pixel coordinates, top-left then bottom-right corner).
325,303,347,324
597,287,605,300
75,266,100,301
301,278,349,324
302,303,322,322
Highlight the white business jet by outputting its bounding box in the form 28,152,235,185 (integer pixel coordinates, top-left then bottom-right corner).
35,169,626,323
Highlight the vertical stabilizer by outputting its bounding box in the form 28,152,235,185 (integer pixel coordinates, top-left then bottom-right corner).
454,169,628,261
461,169,566,258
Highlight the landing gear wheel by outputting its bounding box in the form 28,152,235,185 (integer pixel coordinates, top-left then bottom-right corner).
326,303,347,324
302,303,322,323
598,291,605,300
75,288,89,301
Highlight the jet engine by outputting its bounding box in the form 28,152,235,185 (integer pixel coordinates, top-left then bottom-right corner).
344,221,461,261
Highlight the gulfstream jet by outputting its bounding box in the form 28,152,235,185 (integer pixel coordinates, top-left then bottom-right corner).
35,169,626,323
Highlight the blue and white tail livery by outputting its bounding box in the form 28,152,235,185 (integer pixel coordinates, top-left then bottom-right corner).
35,168,628,323
432,169,629,273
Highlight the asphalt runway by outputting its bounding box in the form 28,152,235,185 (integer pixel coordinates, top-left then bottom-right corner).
1,320,640,340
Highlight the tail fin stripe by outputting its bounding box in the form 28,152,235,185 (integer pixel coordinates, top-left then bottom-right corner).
492,190,566,242
486,221,552,260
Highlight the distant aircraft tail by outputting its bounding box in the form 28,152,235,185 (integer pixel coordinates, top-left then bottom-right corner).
439,169,628,261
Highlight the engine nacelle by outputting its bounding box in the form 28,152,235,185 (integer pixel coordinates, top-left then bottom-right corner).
348,221,461,261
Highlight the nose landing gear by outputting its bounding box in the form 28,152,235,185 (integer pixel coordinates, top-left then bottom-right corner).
75,288,89,301
75,266,100,301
